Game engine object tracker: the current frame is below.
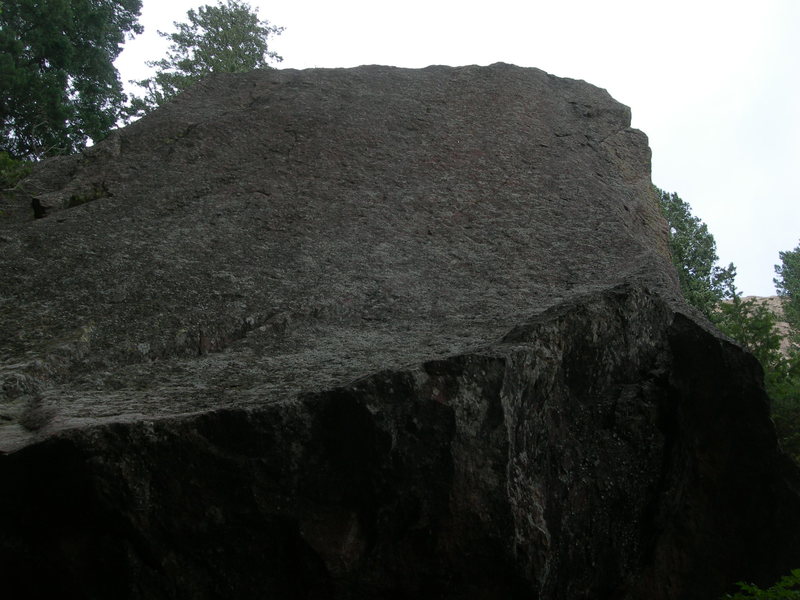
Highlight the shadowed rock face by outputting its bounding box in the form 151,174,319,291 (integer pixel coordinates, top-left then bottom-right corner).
1,64,799,599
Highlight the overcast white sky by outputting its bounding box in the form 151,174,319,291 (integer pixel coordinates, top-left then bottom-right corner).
115,0,800,297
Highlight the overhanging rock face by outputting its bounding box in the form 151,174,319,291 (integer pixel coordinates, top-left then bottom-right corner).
1,64,799,599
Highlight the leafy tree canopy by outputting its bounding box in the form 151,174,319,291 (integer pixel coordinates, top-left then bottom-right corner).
723,567,800,599
127,0,283,118
716,289,783,369
0,0,143,159
0,149,30,190
657,186,736,319
776,242,800,344
769,241,800,463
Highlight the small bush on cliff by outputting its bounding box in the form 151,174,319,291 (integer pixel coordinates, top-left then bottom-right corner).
723,568,800,598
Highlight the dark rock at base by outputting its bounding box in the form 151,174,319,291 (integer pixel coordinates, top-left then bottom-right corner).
2,285,799,599
1,64,799,598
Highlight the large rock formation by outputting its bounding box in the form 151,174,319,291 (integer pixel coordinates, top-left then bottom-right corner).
1,63,799,598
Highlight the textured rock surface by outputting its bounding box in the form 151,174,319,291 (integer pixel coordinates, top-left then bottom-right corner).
1,64,799,598
0,63,673,447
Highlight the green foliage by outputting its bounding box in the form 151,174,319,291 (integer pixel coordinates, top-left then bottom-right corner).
716,291,783,369
768,241,800,462
0,0,143,159
0,150,30,189
724,568,800,598
657,186,736,320
713,287,800,460
766,326,800,463
770,366,800,463
126,0,283,118
713,282,800,462
775,243,800,344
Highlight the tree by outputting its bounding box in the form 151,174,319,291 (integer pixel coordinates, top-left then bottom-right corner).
775,242,800,344
768,351,800,463
657,187,737,320
653,190,800,459
716,290,783,369
722,568,800,599
127,0,283,118
0,0,143,159
713,288,800,463
770,242,800,463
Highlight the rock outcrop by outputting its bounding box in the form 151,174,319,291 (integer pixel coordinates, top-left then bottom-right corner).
1,63,799,599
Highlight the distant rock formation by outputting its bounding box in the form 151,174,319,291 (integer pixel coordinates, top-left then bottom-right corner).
1,63,799,599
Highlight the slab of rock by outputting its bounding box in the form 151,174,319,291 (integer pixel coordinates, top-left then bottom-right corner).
1,64,799,598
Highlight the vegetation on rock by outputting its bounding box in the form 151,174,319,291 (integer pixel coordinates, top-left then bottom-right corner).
0,150,30,190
